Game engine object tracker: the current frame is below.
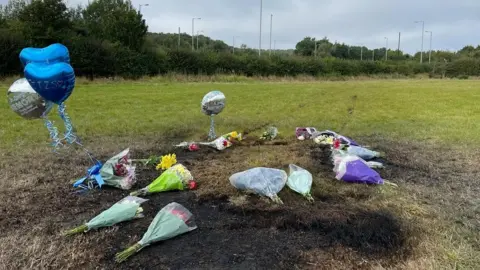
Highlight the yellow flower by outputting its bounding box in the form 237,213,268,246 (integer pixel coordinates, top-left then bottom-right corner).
156,154,177,170
230,131,238,138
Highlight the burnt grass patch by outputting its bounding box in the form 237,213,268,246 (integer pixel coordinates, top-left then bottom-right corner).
2,136,465,269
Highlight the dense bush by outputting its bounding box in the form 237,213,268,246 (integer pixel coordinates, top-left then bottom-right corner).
0,38,479,79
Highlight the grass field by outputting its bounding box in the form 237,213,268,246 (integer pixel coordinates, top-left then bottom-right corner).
0,78,479,269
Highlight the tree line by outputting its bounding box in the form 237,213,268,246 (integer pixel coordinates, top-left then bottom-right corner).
1,0,480,79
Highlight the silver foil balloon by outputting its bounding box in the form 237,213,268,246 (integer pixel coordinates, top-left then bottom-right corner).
7,78,52,119
201,91,226,140
201,90,226,116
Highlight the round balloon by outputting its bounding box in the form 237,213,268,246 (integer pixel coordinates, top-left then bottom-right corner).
7,78,52,119
201,90,226,115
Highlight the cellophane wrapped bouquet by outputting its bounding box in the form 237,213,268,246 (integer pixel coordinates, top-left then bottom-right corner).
100,148,136,190
63,196,147,236
130,164,197,196
115,202,197,263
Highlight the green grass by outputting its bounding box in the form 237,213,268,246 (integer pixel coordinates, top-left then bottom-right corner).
1,77,479,269
1,79,479,150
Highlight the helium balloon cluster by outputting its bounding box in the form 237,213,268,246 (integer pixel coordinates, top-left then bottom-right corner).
201,90,226,140
8,43,79,150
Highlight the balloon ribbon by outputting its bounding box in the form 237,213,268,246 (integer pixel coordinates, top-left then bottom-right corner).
58,102,78,144
41,101,63,150
208,114,216,140
73,161,104,191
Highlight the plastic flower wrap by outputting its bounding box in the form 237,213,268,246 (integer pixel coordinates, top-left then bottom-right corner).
63,196,147,236
130,164,197,196
260,126,278,140
229,167,287,204
286,164,314,202
344,145,381,160
295,127,318,140
199,136,233,151
313,135,334,145
174,142,200,151
156,153,177,171
100,148,136,190
222,131,243,142
333,154,384,185
313,130,360,146
115,202,197,263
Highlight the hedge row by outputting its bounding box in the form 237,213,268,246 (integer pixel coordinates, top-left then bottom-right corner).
0,35,478,79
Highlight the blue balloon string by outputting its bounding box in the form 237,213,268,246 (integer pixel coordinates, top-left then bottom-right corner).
57,102,99,164
58,102,77,144
41,101,63,149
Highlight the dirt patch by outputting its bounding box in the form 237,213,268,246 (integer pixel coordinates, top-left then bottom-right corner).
0,135,478,269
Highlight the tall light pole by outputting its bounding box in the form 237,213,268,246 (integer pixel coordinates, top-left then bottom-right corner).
233,36,240,54
425,30,433,63
397,32,401,56
178,27,181,48
192,17,201,51
196,30,204,50
269,14,273,56
139,3,149,13
259,0,263,56
384,37,388,61
358,44,363,61
415,20,425,63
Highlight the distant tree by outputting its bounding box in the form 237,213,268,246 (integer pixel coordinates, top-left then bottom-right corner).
17,0,73,46
83,0,147,51
295,36,316,56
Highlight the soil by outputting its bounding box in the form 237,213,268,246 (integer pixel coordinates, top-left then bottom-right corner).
2,135,476,269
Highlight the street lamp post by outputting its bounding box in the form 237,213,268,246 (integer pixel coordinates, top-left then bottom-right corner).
196,30,204,50
425,30,433,63
233,36,240,54
269,14,273,56
139,3,149,13
415,20,425,63
384,37,388,61
192,17,201,51
358,44,363,61
259,0,262,56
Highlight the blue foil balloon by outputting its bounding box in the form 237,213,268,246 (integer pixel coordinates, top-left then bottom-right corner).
19,43,70,67
24,62,75,104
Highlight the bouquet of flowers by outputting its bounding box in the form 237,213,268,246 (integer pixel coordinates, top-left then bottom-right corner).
222,131,243,142
332,151,384,185
174,142,200,151
295,127,318,140
115,202,197,263
199,136,233,150
260,126,278,140
63,196,147,236
100,148,136,190
156,153,177,171
286,164,314,202
130,164,197,196
229,167,287,204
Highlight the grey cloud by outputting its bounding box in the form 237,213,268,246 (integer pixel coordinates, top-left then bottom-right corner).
3,0,480,53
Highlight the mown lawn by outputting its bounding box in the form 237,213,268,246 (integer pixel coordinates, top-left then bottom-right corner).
1,78,479,150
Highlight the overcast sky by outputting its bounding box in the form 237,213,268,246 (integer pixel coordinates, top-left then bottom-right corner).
4,0,480,53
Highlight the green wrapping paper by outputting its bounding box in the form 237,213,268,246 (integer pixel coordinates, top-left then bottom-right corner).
63,196,147,236
130,164,193,196
115,202,197,263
